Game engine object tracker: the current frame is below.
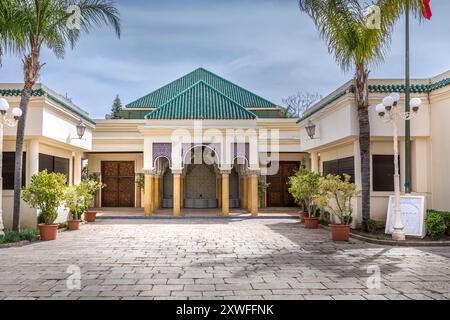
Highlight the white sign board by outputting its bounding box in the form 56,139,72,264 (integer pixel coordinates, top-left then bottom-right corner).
385,195,426,238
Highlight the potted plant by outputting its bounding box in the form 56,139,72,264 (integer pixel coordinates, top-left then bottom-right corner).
22,170,67,241
258,176,270,209
289,168,321,229
315,174,360,241
64,185,88,230
81,179,104,222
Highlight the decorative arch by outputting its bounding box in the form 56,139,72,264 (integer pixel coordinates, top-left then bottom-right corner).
152,143,172,168
232,143,250,167
182,143,221,167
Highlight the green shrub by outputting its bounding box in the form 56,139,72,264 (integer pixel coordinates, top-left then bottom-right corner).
22,170,67,225
425,212,447,239
319,210,331,226
427,210,450,236
314,174,360,225
0,229,40,244
288,168,321,217
367,219,378,234
58,222,68,230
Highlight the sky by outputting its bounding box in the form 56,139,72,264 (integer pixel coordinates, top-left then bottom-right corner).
0,0,449,119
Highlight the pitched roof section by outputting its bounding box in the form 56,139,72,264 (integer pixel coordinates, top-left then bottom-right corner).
0,87,95,125
127,68,277,109
297,76,450,123
145,81,257,120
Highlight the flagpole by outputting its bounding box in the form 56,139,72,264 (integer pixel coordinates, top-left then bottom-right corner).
405,7,412,194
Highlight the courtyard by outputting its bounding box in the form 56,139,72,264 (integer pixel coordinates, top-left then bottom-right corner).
0,218,448,300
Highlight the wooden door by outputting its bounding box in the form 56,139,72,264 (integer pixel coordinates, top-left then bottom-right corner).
101,161,135,207
267,162,299,207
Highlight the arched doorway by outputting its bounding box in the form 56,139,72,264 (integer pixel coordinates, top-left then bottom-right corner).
183,145,220,209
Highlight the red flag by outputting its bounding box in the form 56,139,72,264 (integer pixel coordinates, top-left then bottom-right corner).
421,0,432,20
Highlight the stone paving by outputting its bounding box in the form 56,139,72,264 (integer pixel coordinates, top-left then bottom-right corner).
0,218,449,300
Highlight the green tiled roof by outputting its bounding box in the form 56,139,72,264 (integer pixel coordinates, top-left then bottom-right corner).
127,67,277,109
298,77,450,123
368,77,450,93
146,81,257,120
0,88,95,125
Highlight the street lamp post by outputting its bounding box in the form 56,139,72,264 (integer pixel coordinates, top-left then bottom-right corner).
376,93,422,241
0,98,23,236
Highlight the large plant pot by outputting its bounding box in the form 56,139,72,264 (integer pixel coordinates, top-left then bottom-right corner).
304,217,319,229
330,224,351,242
299,211,306,224
38,224,58,241
68,220,81,231
85,211,97,223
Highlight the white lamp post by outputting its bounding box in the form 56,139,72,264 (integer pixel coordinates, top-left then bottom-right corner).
376,93,421,241
0,98,23,236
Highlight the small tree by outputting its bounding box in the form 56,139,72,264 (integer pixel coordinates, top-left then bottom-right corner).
258,176,270,208
22,170,67,225
80,179,104,209
107,94,123,119
314,174,360,225
288,168,321,217
64,185,89,221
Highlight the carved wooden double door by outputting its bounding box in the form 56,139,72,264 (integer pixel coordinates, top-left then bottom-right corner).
267,162,299,207
101,161,135,207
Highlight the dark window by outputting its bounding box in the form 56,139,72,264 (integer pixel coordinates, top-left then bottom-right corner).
39,154,54,172
323,157,355,183
39,154,70,179
2,152,26,190
373,155,398,192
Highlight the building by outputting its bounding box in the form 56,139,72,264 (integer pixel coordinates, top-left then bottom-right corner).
297,70,450,224
0,84,94,228
86,68,306,217
1,68,449,228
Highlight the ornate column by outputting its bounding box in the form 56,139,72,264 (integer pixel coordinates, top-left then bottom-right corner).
153,176,160,211
242,176,248,210
221,171,230,216
144,173,154,216
239,177,244,209
249,173,259,217
217,176,222,209
248,176,252,211
180,175,185,209
173,171,182,217
135,174,142,209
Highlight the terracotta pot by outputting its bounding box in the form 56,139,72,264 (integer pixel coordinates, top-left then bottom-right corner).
304,217,319,229
84,211,97,223
330,224,351,242
68,220,81,231
299,211,306,224
38,224,58,241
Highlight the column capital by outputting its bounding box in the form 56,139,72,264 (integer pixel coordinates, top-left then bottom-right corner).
220,170,232,175
171,169,183,176
247,170,260,177
143,169,155,176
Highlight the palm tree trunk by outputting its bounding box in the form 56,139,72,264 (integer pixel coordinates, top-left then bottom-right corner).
12,50,41,231
354,63,370,231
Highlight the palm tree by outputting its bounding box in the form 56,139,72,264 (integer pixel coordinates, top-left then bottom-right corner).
0,0,24,66
298,0,423,230
5,0,120,231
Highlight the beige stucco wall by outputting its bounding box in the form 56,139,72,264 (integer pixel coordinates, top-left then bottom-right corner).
429,86,450,211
